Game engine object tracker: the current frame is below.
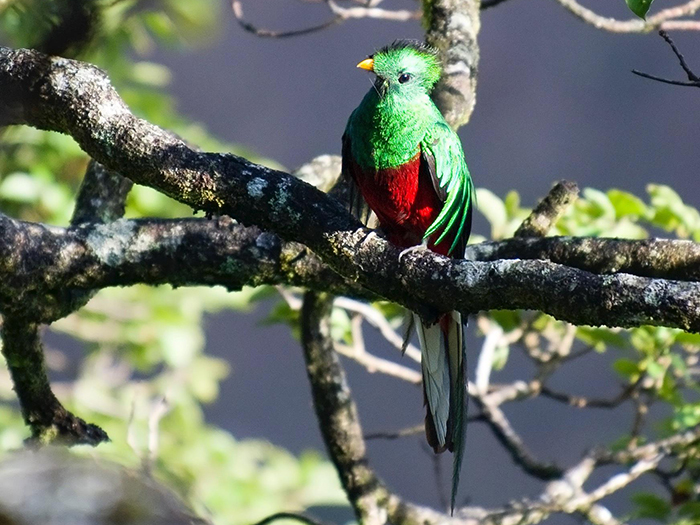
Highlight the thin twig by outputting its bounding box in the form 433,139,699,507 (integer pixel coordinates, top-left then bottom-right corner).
365,414,484,441
481,0,514,10
658,29,699,80
540,377,642,409
472,397,564,480
421,441,448,511
232,0,341,38
327,0,420,20
474,323,503,395
554,0,700,33
334,340,422,384
633,30,700,87
631,70,700,86
251,512,333,525
365,424,424,441
146,396,170,473
231,0,417,39
334,297,421,363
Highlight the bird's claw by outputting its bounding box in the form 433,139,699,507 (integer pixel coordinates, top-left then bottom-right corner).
398,240,430,262
360,230,379,248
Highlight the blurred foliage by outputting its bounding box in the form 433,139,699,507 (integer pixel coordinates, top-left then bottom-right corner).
0,1,345,524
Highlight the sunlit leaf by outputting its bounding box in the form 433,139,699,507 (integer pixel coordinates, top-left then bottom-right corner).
626,0,654,19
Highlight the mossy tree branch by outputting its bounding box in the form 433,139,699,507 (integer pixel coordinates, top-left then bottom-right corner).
2,46,700,333
424,0,482,128
0,157,130,445
0,317,108,445
3,210,700,331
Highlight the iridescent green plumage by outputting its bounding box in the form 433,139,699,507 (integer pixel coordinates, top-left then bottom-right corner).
421,121,475,254
345,40,474,254
342,40,474,513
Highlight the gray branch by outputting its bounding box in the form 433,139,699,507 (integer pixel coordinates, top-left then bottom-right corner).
0,156,130,444
71,160,132,225
0,317,108,445
513,181,579,237
424,0,482,128
3,211,700,332
466,236,700,281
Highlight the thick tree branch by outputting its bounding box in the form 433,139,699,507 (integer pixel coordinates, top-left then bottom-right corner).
0,213,363,323
424,0,481,128
71,160,132,225
301,291,388,525
466,236,700,281
4,211,700,332
0,154,130,444
0,317,108,445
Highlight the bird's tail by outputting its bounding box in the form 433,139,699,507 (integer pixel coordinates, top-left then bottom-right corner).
414,311,466,515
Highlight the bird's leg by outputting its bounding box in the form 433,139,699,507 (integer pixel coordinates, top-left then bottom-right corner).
398,239,430,262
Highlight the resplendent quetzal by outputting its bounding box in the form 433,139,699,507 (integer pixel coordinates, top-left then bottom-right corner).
341,40,474,512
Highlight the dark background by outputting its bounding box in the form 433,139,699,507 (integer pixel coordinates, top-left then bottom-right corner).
148,0,698,522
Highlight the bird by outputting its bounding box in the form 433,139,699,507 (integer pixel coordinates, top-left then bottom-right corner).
341,39,474,513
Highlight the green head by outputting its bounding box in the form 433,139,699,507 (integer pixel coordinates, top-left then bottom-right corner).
357,40,441,98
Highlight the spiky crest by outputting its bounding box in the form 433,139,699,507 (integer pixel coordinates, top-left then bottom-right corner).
369,39,441,90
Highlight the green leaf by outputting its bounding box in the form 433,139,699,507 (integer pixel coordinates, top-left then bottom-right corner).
582,188,616,220
645,359,665,379
492,344,510,371
630,492,671,520
648,184,700,238
503,190,520,215
330,307,352,345
678,501,700,520
577,326,627,352
131,61,172,87
613,358,640,379
626,0,654,19
674,403,700,429
608,189,648,218
489,311,522,332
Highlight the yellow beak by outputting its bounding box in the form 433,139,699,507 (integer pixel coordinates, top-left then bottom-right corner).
356,58,374,72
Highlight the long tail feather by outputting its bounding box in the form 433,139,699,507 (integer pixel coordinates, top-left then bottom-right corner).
415,313,450,447
414,311,466,514
449,312,467,514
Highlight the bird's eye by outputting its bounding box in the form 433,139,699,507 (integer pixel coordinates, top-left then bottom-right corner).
398,73,411,84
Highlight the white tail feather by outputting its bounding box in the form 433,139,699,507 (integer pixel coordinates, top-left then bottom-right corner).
414,313,450,447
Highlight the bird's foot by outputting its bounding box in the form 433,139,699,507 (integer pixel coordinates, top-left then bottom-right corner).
398,240,429,262
360,230,379,248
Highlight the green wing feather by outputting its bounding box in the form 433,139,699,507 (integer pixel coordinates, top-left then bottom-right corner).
421,122,475,256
